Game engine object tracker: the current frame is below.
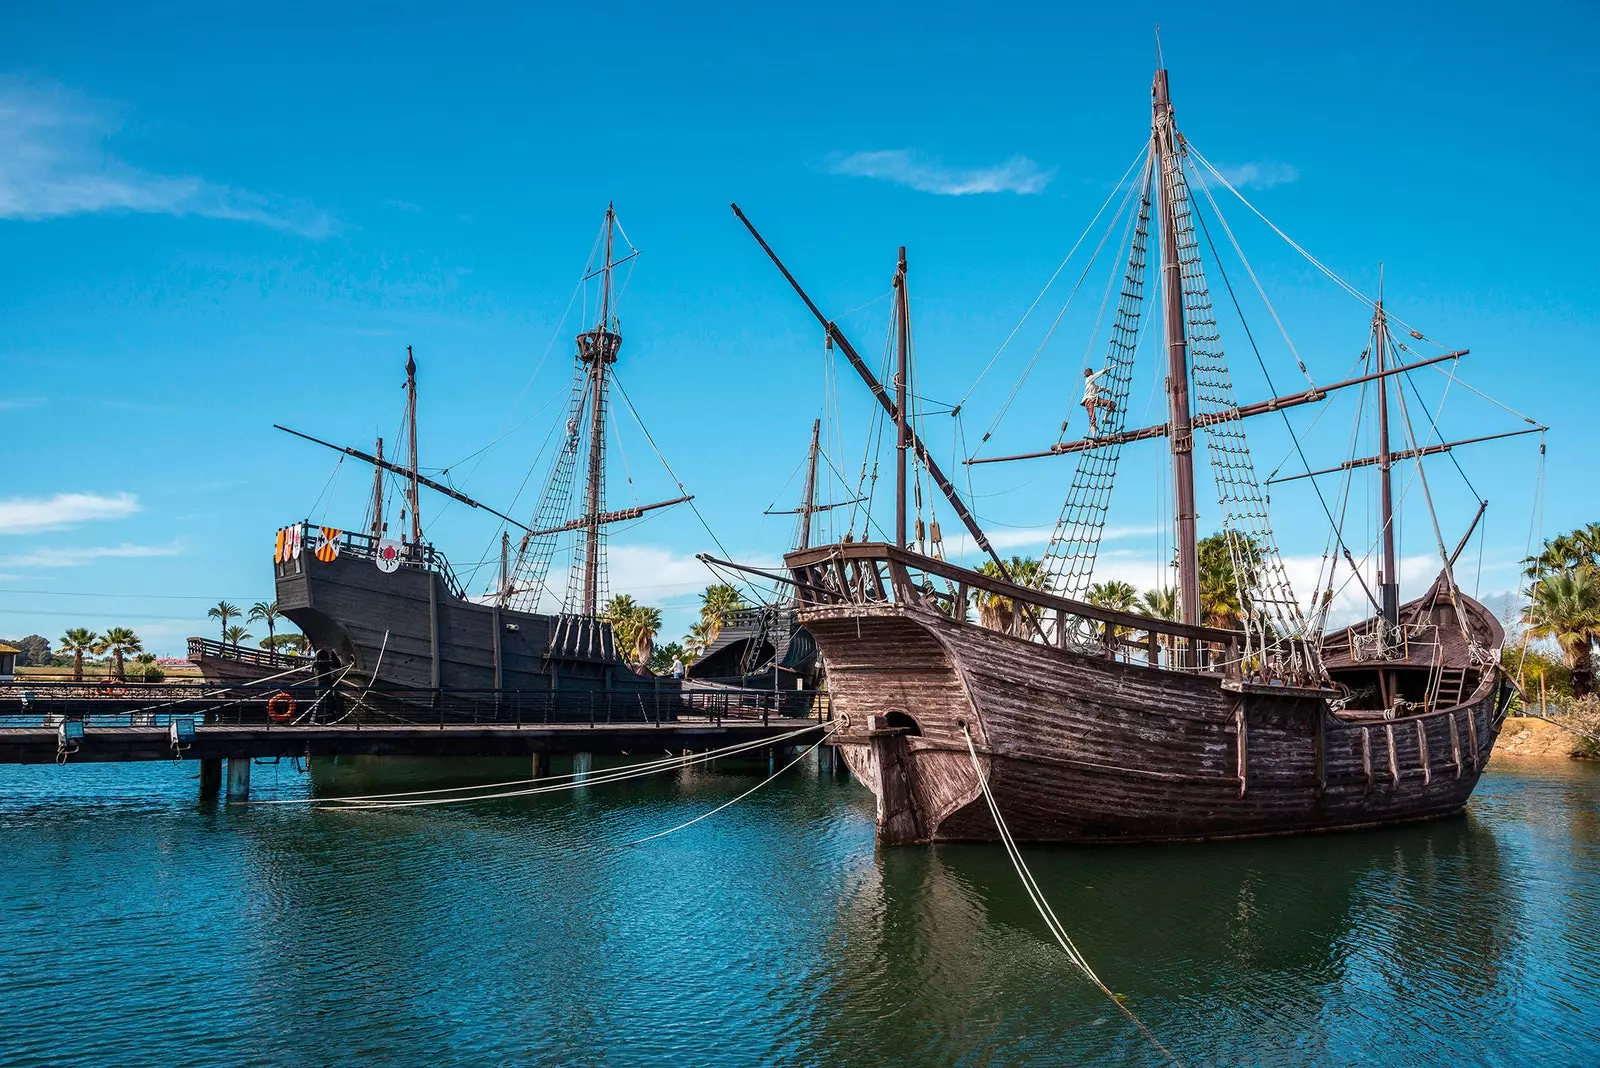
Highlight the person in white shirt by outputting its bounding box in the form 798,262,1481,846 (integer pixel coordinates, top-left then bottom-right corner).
670,656,685,681
1081,366,1116,434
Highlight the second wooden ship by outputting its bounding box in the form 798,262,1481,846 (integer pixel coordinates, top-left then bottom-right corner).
269,206,692,700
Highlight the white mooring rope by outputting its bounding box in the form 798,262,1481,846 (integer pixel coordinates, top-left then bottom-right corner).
243,721,828,808
959,724,1181,1065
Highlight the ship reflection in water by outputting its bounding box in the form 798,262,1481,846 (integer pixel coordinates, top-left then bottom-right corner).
0,758,1595,1066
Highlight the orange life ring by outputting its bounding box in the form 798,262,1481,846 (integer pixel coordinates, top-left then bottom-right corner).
100,679,128,697
267,691,296,722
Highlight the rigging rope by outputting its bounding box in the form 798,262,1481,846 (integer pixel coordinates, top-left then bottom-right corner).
246,721,828,807
959,725,1181,1066
624,729,835,846
957,143,1151,411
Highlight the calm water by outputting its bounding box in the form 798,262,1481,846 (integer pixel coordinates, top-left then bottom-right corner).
2,752,1597,1067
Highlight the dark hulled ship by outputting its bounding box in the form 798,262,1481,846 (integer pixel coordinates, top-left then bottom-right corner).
731,66,1541,844
271,206,693,699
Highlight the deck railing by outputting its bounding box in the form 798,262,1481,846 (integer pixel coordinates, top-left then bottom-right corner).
785,541,1322,686
285,521,467,600
187,637,314,670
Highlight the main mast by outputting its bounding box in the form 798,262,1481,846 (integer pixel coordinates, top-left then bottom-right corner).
577,204,622,616
1153,70,1201,627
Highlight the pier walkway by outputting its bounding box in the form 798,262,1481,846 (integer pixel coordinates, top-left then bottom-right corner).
0,682,827,797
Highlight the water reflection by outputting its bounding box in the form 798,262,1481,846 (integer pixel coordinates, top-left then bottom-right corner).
0,755,1595,1066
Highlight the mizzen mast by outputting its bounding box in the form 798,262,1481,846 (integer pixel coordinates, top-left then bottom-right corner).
1153,69,1201,629
1374,272,1400,630
404,346,423,548
799,417,821,551
894,246,910,550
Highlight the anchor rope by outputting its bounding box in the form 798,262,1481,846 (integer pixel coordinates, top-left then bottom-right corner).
244,721,828,807
960,725,1182,1066
624,728,835,846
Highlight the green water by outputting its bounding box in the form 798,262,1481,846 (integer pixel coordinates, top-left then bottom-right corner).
2,754,1597,1066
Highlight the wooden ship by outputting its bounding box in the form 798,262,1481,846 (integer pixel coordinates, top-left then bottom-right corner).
726,67,1541,844
270,206,692,697
687,419,836,689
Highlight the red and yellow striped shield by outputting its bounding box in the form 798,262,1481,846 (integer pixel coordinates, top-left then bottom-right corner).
314,527,341,563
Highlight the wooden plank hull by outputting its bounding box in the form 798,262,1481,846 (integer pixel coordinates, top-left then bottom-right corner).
812,603,1509,844
274,550,658,695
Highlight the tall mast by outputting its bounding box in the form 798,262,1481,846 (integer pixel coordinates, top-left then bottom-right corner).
799,417,821,551
1153,70,1200,627
371,436,385,542
894,246,909,550
1375,269,1399,628
499,530,511,603
579,204,621,616
404,346,422,547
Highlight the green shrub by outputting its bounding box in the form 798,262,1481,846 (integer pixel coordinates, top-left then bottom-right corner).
141,666,166,683
1561,695,1600,758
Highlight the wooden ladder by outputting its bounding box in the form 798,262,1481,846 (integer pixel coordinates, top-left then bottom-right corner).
1435,667,1469,709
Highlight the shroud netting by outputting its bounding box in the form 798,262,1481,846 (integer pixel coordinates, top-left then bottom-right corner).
1160,129,1321,679
1041,154,1153,605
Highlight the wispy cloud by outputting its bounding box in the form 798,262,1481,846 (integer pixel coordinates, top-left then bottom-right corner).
0,542,182,568
826,150,1056,196
0,492,140,535
1215,162,1298,190
0,78,336,237
0,397,45,411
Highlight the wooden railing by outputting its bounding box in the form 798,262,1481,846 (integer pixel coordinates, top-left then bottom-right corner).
285,521,467,599
187,637,313,670
784,541,1321,685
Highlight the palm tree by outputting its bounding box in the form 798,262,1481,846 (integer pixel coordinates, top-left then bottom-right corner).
223,624,252,650
59,628,99,682
1141,587,1178,622
95,627,143,681
699,584,748,644
1140,586,1179,662
1523,568,1600,697
630,604,662,667
972,556,1045,635
685,619,713,660
1086,579,1140,644
603,595,641,660
248,601,281,647
1523,523,1600,580
207,601,240,643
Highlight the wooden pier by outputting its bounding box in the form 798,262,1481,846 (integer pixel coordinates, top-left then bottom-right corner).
0,682,827,797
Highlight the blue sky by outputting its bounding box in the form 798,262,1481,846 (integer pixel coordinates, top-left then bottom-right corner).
1,2,1594,654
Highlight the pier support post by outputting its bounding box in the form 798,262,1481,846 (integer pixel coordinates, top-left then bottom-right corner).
530,751,546,780
199,758,222,798
832,744,848,776
225,757,251,802
573,751,593,783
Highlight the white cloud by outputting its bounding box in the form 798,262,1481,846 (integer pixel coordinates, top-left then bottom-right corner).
0,492,140,534
1215,162,1298,190
826,150,1056,196
0,79,335,237
0,397,45,411
0,543,181,568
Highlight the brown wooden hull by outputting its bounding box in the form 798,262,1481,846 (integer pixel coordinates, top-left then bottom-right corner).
812,603,1509,844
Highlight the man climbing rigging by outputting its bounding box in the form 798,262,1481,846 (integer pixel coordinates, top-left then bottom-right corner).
1081,366,1116,434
